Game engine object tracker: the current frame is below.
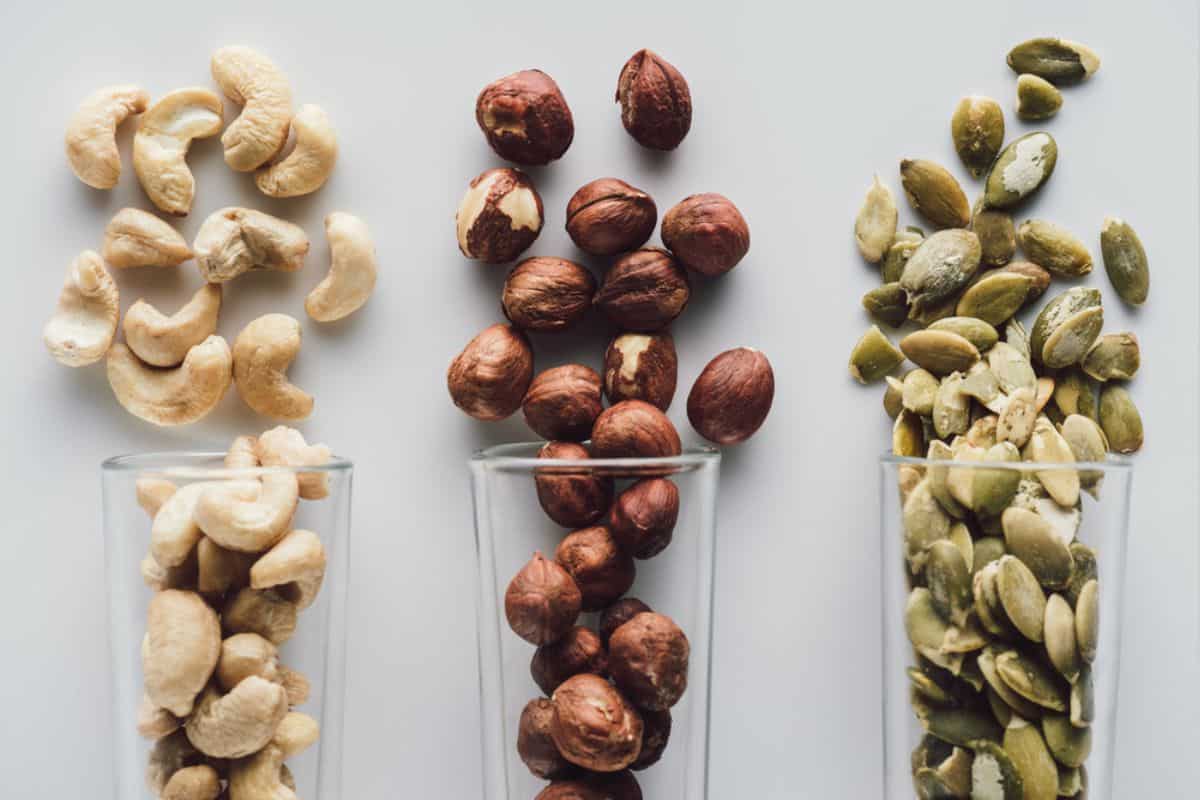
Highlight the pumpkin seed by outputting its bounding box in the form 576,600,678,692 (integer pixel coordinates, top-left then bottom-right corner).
966,414,1000,448
1001,261,1051,303
989,342,1037,395
905,479,952,570
952,96,1005,178
855,175,898,263
961,363,1002,409
1030,288,1102,366
972,202,1017,266
884,376,905,418
895,408,927,457
984,132,1057,209
943,616,989,654
957,272,1031,325
924,707,1002,748
996,387,1037,448
1034,377,1055,414
1007,38,1100,85
970,741,1026,799
960,657,986,692
1011,480,1081,547
973,537,1007,575
997,556,1047,643
927,440,968,519
909,666,956,706
1098,385,1143,453
995,650,1067,712
1064,544,1097,607
913,733,955,773
1017,220,1093,277
975,562,1015,638
899,464,925,506
1081,332,1140,381
1026,417,1081,508
929,317,1000,353
1016,74,1063,121
850,324,905,383
901,159,972,229
862,282,911,328
1058,765,1083,796
935,746,975,797
1044,594,1082,683
1002,507,1074,589
973,443,1022,515
979,647,1044,720
933,373,972,439
1004,320,1031,361
913,767,959,799
901,230,983,316
1060,415,1107,492
1043,306,1104,369
1003,718,1059,800
946,442,986,508
910,294,961,327
883,235,923,283
1042,714,1093,768
907,587,951,653
1053,368,1099,421
1075,580,1098,663
1070,666,1095,728
986,687,1015,728
1100,216,1149,305
927,539,974,627
902,330,981,376
903,368,940,416
950,522,975,568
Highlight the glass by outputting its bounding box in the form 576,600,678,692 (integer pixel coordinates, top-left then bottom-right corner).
879,455,1133,800
470,443,720,799
101,452,353,799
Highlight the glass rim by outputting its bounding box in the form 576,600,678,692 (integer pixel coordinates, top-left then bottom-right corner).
472,441,721,471
101,450,353,479
879,452,1134,473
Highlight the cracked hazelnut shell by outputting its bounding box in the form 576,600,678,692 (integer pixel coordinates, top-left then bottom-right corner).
630,708,671,771
687,347,775,444
534,442,614,528
599,598,653,647
591,400,682,459
518,698,578,780
505,552,582,646
502,257,596,332
603,333,677,410
608,478,680,559
550,673,644,772
456,167,544,264
566,178,657,256
616,49,692,151
608,612,690,711
447,323,534,421
594,249,690,332
532,625,608,696
661,193,750,277
476,69,574,165
555,526,636,612
523,365,604,442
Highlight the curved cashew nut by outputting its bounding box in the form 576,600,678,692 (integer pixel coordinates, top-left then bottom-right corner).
228,712,319,799
216,632,310,706
152,482,246,568
193,207,309,283
226,435,261,470
138,693,181,740
257,425,332,500
305,212,378,323
44,251,119,367
107,336,233,426
162,765,221,800
211,46,294,171
143,590,221,717
251,529,327,610
197,536,255,595
133,88,224,216
102,208,192,268
184,676,289,759
64,85,149,189
257,104,338,197
137,477,177,518
195,471,299,553
233,315,313,420
124,284,222,367
222,588,298,645
146,730,202,795
141,550,197,591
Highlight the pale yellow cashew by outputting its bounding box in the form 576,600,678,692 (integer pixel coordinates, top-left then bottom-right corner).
225,435,261,470
257,425,332,500
257,104,338,197
197,536,255,595
124,284,222,367
102,208,192,268
251,529,327,610
212,46,294,171
143,590,221,717
233,314,313,420
44,251,119,367
194,472,299,553
137,693,181,741
64,85,149,189
184,676,289,759
133,88,224,216
136,478,178,518
193,207,309,283
306,212,378,322
222,588,298,645
106,336,234,426
228,712,319,799
162,765,221,800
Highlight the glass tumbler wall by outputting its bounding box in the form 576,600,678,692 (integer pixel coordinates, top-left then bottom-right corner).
880,456,1132,800
471,444,720,800
102,453,353,800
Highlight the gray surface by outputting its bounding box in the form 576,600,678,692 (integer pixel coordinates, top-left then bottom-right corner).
0,0,1196,795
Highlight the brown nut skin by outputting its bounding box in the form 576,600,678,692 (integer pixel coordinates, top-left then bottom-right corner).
608,478,680,559
603,333,677,411
456,167,544,264
599,598,653,647
550,673,644,772
536,771,642,800
591,400,682,459
447,324,534,421
518,698,579,780
630,708,671,771
523,365,605,442
594,248,690,332
661,193,750,277
531,626,608,696
505,552,583,646
535,442,615,528
687,347,775,444
608,612,690,711
555,526,636,612
476,70,574,166
616,49,692,151
566,178,657,256
502,257,596,333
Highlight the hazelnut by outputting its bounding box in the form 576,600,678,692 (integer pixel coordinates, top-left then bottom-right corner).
566,178,657,256
536,771,642,800
456,167,544,264
687,347,775,444
603,333,677,410
518,698,578,780
599,598,653,647
608,478,680,559
447,323,534,421
594,249,690,332
550,673,644,772
591,400,682,459
616,49,692,151
555,526,636,612
531,625,607,696
661,193,750,277
505,552,582,646
534,442,614,528
630,708,671,771
502,257,596,332
608,612,690,711
523,365,604,442
476,69,574,166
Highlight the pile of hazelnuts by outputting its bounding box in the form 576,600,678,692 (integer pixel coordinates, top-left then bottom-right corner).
447,49,776,800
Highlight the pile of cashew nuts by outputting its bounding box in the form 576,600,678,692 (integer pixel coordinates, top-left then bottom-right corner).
47,46,379,426
137,427,332,799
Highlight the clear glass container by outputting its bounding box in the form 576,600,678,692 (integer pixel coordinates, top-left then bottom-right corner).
880,455,1133,800
470,443,721,799
101,452,353,800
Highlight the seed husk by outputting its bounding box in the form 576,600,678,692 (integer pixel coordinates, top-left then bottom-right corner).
895,408,927,457
1017,220,1093,277
1100,216,1149,305
973,537,1006,575
1081,332,1140,381
901,330,981,376
1064,544,1097,607
1003,718,1059,800
1002,507,1074,589
984,132,1057,210
930,317,1000,353
1007,38,1101,86
1044,594,1082,683
997,387,1037,448
972,202,1017,267
957,272,1031,326
903,368,940,416
1053,368,1099,421
1074,580,1098,664
1001,261,1051,303
996,556,1047,643
850,324,904,384
901,159,972,229
923,707,1002,748
1030,288,1102,367
1042,714,1093,768
884,376,904,418
901,229,983,316
970,740,1026,799
1070,666,1095,728
995,650,1067,712
882,235,923,283
952,96,1005,178
927,539,973,627
1016,74,1063,121
933,373,972,439
904,479,952,569
1098,385,1143,453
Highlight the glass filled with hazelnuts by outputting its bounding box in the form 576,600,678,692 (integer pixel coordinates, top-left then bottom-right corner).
470,442,720,800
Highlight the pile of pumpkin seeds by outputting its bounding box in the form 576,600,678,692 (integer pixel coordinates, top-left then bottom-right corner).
850,37,1147,800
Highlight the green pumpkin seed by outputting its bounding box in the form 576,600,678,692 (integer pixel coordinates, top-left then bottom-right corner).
1081,332,1140,381
901,159,972,229
884,376,905,419
997,387,1037,448
1026,417,1081,509
1070,666,1095,728
946,442,986,508
924,707,1002,748
862,282,911,328
935,747,975,797
855,175,898,263
913,767,958,799
907,587,951,653
1003,718,1059,800
957,272,1031,325
943,616,989,654
850,324,905,384
1011,480,1081,547
910,294,961,326
901,230,983,317
1058,765,1083,796
1002,507,1074,589
974,562,1015,638
933,373,972,439
1007,38,1100,85
927,440,969,519
1100,216,1149,305
1098,385,1143,453
984,132,1057,209
1001,261,1051,303
1075,580,1098,664
995,650,1067,712
979,648,1044,721
1044,307,1104,369
950,522,975,568
973,537,1007,575
986,687,1014,729
1053,369,1099,421
909,666,956,706
1017,220,1093,277
895,408,927,457
929,317,1000,353
903,368,940,416
989,342,1037,395
1064,544,1097,607
952,96,1005,178
1042,714,1093,768
1004,320,1032,361
902,330,981,376
1030,288,1102,366
1016,74,1063,121
899,464,925,506
1035,377,1055,414
1061,415,1107,493
970,741,1026,799
961,364,1001,411
927,539,974,627
973,443,1022,516
997,556,1047,643
973,203,1017,268
960,657,986,692
905,479,952,570
1044,594,1082,683
883,235,923,283
913,733,955,773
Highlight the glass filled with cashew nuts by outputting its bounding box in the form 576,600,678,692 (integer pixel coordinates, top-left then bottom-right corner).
101,429,351,799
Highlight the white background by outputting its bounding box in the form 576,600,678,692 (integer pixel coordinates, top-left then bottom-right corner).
1,0,1196,796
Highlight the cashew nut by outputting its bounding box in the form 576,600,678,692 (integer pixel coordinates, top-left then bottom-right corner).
256,104,338,197
138,693,181,740
305,212,377,323
257,426,332,500
102,208,192,268
233,315,313,421
43,251,119,367
137,477,178,518
228,712,319,800
193,207,309,283
223,588,298,645
184,676,289,759
197,536,255,595
106,336,234,426
146,730,203,795
279,667,311,707
123,284,222,367
251,529,326,610
194,472,299,553
142,550,197,592
211,46,294,171
143,589,221,717
64,85,149,189
216,632,309,706
162,765,221,800
152,482,243,568
133,88,224,216
226,435,261,470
